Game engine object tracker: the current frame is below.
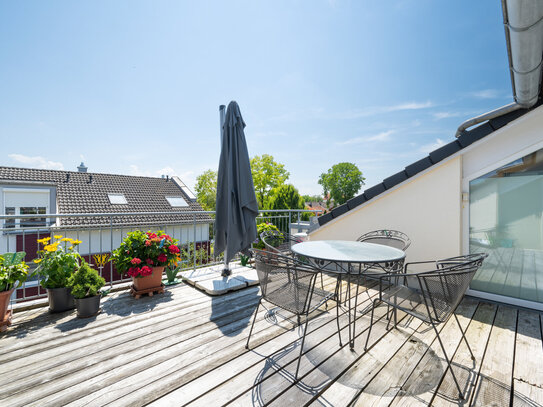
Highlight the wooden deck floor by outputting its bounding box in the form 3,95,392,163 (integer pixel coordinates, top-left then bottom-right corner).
1,276,543,407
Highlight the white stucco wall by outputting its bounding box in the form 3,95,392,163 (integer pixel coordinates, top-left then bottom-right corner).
310,156,462,263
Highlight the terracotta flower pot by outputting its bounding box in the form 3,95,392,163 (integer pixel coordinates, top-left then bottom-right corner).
133,266,164,291
75,295,101,318
47,287,76,313
0,288,14,321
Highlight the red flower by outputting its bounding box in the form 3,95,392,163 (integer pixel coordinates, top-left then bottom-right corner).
147,232,158,239
145,240,152,246
130,258,142,265
141,266,153,276
127,267,141,277
146,258,154,265
157,254,168,263
160,234,172,241
168,245,180,254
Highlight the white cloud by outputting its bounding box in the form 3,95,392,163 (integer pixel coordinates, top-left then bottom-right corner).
469,89,500,99
433,111,462,120
337,101,433,120
337,130,394,145
8,154,64,170
419,138,446,153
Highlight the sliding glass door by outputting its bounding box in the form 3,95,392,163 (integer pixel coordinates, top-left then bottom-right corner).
469,148,543,303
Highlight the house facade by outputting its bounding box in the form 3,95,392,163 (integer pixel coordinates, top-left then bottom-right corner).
0,165,211,300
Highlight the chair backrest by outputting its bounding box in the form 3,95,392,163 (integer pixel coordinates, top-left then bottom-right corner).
251,249,318,315
260,230,303,255
357,229,411,251
416,253,487,323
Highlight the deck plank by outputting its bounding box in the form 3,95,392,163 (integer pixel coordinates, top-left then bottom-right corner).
388,302,497,407
512,310,543,405
349,298,479,407
470,305,517,407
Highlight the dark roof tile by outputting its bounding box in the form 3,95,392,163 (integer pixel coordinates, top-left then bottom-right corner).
347,193,367,210
383,171,408,190
405,156,433,177
317,211,333,226
331,203,349,218
429,140,462,164
364,183,386,200
0,167,209,227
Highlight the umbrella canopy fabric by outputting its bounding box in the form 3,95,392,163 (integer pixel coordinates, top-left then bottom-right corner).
214,101,259,264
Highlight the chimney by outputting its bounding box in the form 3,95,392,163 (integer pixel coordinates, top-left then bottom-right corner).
77,162,88,173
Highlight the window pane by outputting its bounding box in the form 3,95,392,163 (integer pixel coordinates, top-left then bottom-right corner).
4,207,15,229
20,207,47,227
470,149,543,303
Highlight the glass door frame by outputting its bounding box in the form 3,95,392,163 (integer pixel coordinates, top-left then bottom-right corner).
462,139,543,312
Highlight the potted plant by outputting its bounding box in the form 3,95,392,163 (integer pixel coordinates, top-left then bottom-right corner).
0,252,29,326
113,230,180,291
67,261,106,318
32,235,82,312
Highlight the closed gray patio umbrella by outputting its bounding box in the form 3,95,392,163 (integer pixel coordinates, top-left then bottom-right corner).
214,101,259,276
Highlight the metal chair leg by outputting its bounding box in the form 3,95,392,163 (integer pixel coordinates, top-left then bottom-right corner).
336,286,342,346
431,320,465,399
245,300,261,349
295,312,311,379
364,299,379,350
454,313,475,361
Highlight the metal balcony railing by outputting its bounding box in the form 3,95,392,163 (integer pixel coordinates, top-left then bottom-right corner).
0,209,317,304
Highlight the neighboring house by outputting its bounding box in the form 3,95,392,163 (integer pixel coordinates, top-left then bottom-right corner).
305,201,327,216
0,164,211,298
311,1,543,311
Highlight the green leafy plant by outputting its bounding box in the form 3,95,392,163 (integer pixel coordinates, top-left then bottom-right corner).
254,222,281,249
0,252,29,292
165,265,180,284
240,254,250,267
32,235,82,289
181,242,209,268
67,262,106,299
112,230,180,278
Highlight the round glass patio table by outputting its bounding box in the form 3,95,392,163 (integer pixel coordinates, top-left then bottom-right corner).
291,240,406,349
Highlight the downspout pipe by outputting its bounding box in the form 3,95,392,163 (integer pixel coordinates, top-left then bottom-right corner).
454,102,522,138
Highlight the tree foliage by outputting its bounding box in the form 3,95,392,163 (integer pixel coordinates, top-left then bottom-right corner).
250,154,289,208
318,162,365,206
266,184,305,223
194,170,217,211
302,194,322,203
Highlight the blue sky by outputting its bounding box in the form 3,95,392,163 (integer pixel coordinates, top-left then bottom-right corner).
0,1,512,196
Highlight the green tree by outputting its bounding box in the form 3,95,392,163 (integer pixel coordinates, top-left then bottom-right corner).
302,194,322,203
194,170,217,211
318,162,365,206
250,154,289,208
266,184,305,223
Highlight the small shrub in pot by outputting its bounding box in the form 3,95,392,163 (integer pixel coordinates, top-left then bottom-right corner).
67,262,106,318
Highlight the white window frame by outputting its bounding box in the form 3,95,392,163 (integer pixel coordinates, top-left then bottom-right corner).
2,188,50,230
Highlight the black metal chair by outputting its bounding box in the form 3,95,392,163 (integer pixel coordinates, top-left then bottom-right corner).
260,230,328,301
357,229,411,251
364,253,487,400
246,249,335,379
260,230,303,255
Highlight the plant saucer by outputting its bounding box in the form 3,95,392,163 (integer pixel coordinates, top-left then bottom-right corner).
163,278,182,286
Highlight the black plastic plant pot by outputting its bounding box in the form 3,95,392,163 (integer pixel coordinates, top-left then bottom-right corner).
47,287,76,313
75,295,101,318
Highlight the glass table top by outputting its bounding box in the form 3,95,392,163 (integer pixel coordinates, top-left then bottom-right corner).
291,240,405,263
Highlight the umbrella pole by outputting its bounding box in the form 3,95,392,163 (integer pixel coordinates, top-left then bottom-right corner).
219,104,231,277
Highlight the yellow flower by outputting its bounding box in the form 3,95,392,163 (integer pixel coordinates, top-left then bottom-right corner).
68,246,73,250
54,235,63,239
37,237,51,244
33,259,42,263
61,238,74,242
72,240,82,245
44,245,57,252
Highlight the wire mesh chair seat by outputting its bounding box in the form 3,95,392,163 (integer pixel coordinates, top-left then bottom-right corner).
364,253,488,400
246,249,335,379
356,229,411,251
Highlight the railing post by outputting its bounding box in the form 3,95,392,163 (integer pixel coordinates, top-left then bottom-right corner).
110,216,114,288
193,213,197,272
297,211,301,233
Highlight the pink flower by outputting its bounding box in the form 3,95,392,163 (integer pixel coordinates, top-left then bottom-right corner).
130,258,142,265
168,245,180,254
145,240,152,246
157,254,168,263
140,266,153,276
146,258,154,265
